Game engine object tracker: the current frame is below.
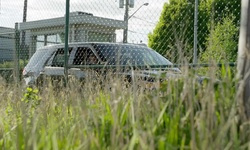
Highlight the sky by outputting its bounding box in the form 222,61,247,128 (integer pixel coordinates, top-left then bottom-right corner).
0,0,168,44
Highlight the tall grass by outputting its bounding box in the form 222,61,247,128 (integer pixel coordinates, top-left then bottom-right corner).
0,66,249,150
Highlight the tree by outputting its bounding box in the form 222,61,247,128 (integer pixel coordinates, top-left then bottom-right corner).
237,0,250,120
148,0,210,63
211,0,241,25
201,16,238,63
148,0,240,64
200,0,240,64
148,0,193,63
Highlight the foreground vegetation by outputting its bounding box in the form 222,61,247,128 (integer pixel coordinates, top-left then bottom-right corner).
0,66,249,150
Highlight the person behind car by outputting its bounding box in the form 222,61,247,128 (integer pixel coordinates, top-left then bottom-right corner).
87,53,98,65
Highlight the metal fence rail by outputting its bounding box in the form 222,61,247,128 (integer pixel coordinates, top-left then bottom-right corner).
69,63,237,69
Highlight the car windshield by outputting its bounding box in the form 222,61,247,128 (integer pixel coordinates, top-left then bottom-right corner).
25,48,55,69
93,44,172,66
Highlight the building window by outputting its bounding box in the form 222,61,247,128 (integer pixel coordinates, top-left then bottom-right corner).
88,32,113,42
36,35,45,49
47,34,63,45
36,33,64,49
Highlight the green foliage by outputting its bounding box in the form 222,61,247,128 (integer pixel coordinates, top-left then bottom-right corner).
0,59,26,68
212,0,241,25
0,59,28,83
148,0,194,63
21,87,41,107
201,16,238,63
148,0,210,63
148,0,240,63
0,61,14,68
21,87,41,119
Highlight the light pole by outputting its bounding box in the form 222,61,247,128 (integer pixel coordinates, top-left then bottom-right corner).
128,3,149,20
123,0,129,43
123,2,149,43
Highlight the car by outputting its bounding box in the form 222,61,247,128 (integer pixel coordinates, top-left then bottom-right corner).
22,42,182,87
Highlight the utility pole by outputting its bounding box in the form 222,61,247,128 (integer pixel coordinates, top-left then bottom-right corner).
22,0,28,29
21,0,28,59
122,1,148,43
123,0,129,43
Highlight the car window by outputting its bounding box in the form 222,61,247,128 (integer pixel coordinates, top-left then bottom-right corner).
93,44,172,66
73,47,99,65
51,47,73,67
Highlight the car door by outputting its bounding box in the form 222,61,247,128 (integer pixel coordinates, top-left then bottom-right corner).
42,47,74,77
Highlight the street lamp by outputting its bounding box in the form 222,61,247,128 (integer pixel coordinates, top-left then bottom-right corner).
123,2,149,43
128,3,149,20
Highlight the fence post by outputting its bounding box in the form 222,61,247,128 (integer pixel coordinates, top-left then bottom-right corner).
237,0,250,119
193,0,198,64
64,0,70,87
14,23,20,85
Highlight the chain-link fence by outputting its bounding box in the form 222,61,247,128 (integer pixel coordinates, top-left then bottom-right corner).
0,0,240,85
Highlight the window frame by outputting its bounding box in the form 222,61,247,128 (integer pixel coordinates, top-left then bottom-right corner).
72,46,101,65
49,47,74,67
